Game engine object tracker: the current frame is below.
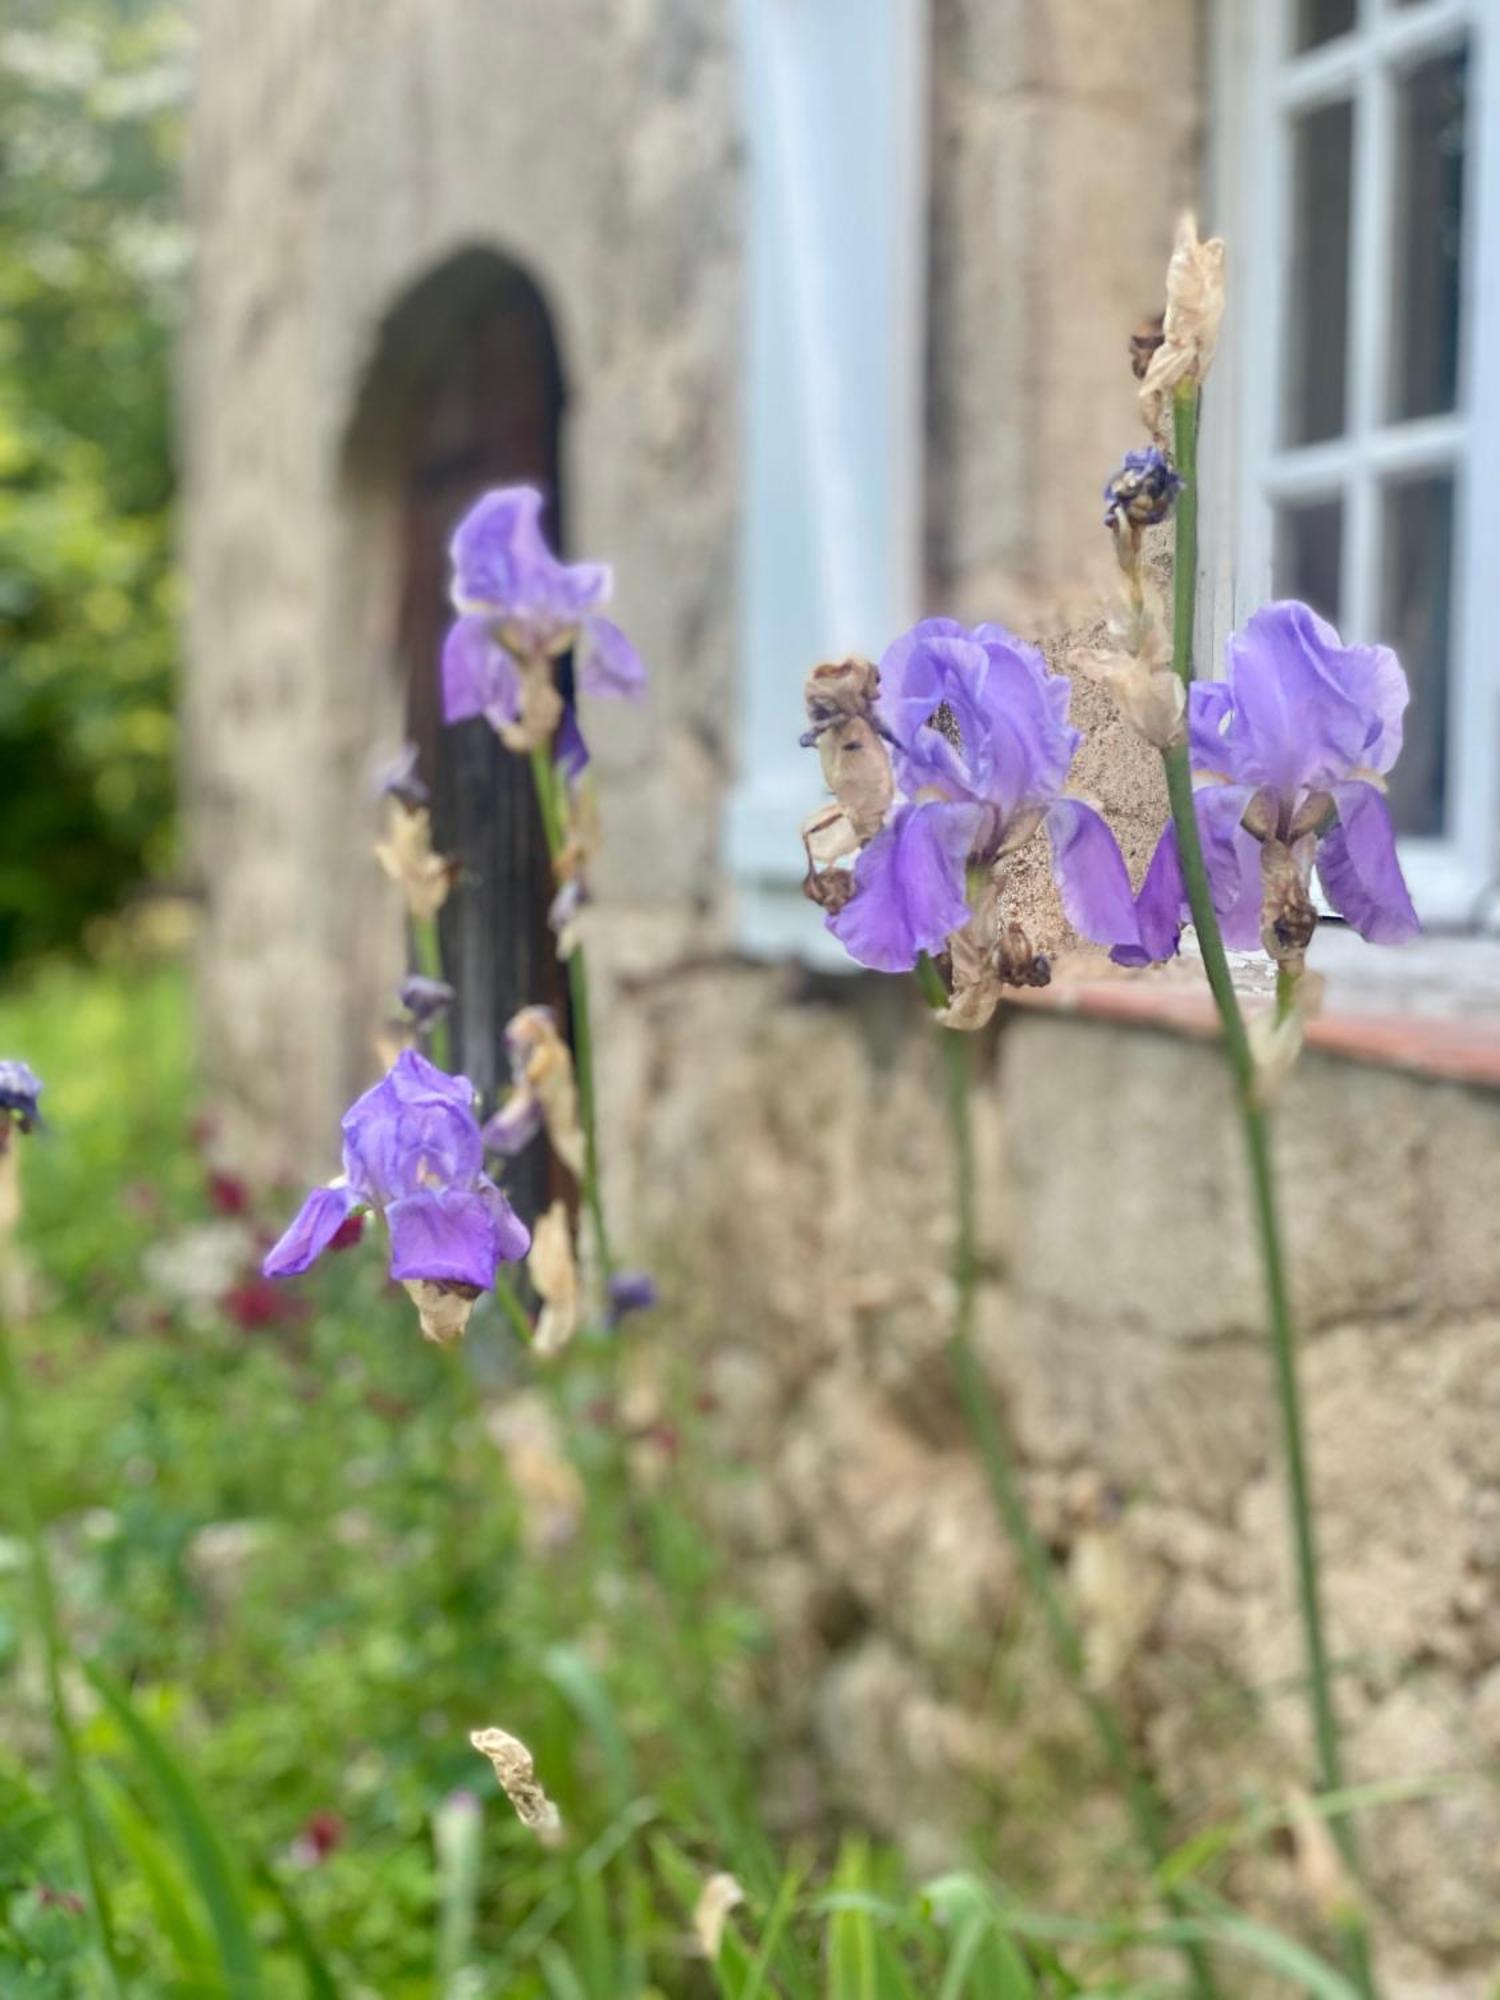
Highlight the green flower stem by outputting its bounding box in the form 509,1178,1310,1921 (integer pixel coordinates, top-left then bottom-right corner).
913,955,1220,2000
0,1319,125,1998
412,914,453,1074
492,1270,537,1348
1166,384,1379,1999
1275,965,1300,1027
527,745,614,1285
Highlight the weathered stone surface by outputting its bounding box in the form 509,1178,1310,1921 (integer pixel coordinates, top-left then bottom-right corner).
609,965,1500,1991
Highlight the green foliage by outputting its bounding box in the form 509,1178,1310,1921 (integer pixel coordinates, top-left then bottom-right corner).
0,959,1392,1997
0,0,186,964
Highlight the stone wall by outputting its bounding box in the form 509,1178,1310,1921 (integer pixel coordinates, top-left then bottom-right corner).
604,964,1500,1994
185,0,743,1172
185,0,1199,1172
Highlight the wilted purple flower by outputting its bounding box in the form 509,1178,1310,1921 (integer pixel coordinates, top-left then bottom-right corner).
1116,601,1420,966
606,1270,659,1328
554,706,590,792
0,1060,42,1145
400,975,455,1027
824,619,1140,973
1103,446,1183,530
375,742,429,811
479,1006,584,1175
262,1049,529,1299
0,1060,42,1124
441,487,646,739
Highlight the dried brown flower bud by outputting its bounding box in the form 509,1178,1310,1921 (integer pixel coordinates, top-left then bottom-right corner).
503,1007,585,1179
402,1278,480,1346
800,805,860,913
494,644,566,754
801,658,894,844
469,1727,563,1844
996,922,1051,990
938,892,1049,1032
820,716,894,844
374,803,459,923
1129,313,1165,383
692,1872,745,1959
802,656,880,736
1078,649,1186,752
528,1200,579,1358
1259,841,1318,970
1139,213,1227,439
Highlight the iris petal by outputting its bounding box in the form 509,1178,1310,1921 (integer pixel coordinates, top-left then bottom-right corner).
262,1185,362,1279
1317,782,1420,944
828,800,980,973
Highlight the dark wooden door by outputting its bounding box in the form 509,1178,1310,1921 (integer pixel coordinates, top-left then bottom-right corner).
368,251,572,1216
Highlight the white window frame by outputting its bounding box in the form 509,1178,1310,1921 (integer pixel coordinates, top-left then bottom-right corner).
726,0,929,963
1214,0,1500,930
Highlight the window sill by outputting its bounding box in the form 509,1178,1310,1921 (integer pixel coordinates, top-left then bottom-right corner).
1010,929,1500,1090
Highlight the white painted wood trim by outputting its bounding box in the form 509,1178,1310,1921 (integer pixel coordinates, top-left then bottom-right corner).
727,0,929,962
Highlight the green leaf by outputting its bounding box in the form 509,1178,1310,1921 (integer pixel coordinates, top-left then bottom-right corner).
543,1644,637,1811
252,1860,341,2000
825,1843,919,2000
924,1876,1036,2000
1189,1909,1362,1999
85,1666,261,1999
95,1772,215,1990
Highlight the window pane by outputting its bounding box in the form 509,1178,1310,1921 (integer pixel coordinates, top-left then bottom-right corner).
1275,497,1344,626
1285,100,1353,445
1381,475,1453,836
1389,46,1468,421
1294,0,1355,51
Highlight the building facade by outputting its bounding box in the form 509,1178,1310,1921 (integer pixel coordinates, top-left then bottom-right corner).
186,2,1500,1987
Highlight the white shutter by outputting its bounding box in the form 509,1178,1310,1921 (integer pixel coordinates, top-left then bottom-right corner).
726,0,929,961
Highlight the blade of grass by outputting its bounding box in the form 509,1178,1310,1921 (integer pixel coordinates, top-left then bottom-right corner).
252,1859,341,2000
433,1789,482,2000
538,1939,593,2000
737,1860,806,2000
542,1644,637,1810
96,1771,216,1990
925,1875,1037,2000
85,1664,262,2000
491,1798,658,1985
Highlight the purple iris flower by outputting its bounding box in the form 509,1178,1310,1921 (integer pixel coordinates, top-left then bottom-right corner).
826,619,1140,972
1116,601,1420,965
1103,446,1183,530
554,706,590,791
0,1059,42,1137
606,1271,659,1328
441,487,646,730
400,975,455,1027
263,1049,529,1289
375,742,429,810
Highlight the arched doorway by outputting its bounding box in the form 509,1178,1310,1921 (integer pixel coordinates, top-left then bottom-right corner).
344,247,571,1212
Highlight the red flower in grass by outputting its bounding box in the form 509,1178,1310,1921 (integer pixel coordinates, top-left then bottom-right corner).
220,1276,299,1331
207,1169,251,1217
291,1810,345,1867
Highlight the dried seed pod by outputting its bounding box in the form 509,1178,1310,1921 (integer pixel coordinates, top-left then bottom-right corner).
469,1727,563,1844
